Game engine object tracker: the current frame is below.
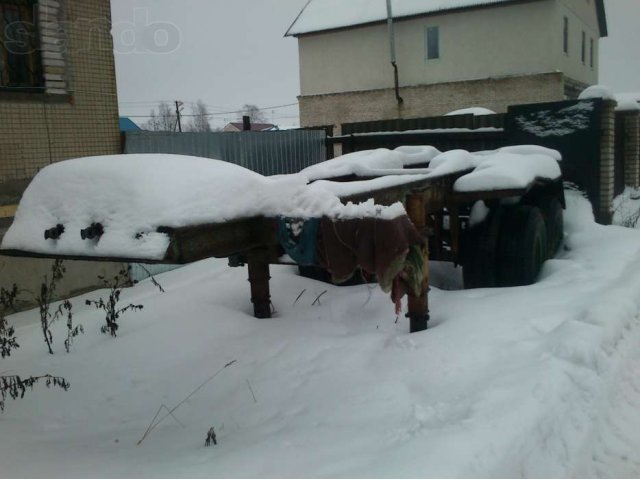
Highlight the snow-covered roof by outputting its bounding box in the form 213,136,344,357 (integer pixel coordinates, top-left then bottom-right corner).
285,0,607,37
285,0,516,36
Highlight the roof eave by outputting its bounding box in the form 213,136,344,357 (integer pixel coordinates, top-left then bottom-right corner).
286,0,609,39
284,0,313,37
286,0,533,38
595,0,608,38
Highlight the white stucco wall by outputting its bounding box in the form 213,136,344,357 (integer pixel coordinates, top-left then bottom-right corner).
556,0,600,86
298,0,600,96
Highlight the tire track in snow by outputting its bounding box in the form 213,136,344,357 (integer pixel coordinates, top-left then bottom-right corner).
575,313,640,477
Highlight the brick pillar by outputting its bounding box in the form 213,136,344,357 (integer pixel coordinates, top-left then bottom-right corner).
597,100,617,224
623,112,640,188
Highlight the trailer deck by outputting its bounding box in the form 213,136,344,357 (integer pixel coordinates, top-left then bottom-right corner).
0,148,564,332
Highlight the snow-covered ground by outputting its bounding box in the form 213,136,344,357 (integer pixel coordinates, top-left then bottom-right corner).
613,186,640,229
2,190,640,477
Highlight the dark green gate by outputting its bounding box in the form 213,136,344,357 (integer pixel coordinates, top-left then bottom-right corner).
505,99,602,209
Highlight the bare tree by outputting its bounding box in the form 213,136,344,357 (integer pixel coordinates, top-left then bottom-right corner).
186,100,212,132
143,102,178,132
241,104,268,124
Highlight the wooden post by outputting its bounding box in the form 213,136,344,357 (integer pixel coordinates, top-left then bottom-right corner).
405,193,430,333
247,249,271,318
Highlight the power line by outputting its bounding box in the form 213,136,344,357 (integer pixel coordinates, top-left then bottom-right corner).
0,85,299,115
118,100,174,105
123,102,299,119
119,100,239,111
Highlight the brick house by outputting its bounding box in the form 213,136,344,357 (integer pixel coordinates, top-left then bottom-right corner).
285,0,608,132
1,0,122,303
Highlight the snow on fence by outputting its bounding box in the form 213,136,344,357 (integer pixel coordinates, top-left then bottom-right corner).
337,113,507,155
123,129,327,176
341,112,505,135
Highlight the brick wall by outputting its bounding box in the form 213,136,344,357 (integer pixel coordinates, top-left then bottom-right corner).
0,0,123,309
598,100,617,224
300,72,566,134
564,76,590,100
0,0,120,202
623,112,640,188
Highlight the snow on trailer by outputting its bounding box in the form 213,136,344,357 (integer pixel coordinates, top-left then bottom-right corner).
1,147,563,332
1,154,407,261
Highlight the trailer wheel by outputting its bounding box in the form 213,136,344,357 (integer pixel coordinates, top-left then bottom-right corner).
496,206,547,287
539,197,564,258
461,209,501,289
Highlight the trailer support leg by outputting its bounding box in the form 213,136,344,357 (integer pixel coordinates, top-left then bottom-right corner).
247,250,272,319
406,193,430,333
407,288,429,333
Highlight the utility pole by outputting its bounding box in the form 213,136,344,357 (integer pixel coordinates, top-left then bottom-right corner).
175,100,183,132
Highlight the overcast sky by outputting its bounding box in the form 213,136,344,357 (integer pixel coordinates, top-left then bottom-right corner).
110,0,640,129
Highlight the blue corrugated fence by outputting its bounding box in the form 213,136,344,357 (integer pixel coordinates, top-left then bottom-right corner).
123,129,327,176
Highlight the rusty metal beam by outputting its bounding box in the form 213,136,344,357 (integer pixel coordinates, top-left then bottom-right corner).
405,193,430,333
247,248,272,319
164,217,278,263
0,249,170,264
1,217,279,265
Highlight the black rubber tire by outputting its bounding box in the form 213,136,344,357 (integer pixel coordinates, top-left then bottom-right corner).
496,205,547,287
461,209,502,289
538,196,564,259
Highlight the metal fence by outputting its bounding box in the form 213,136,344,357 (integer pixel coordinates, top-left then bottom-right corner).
129,263,181,283
506,98,602,209
341,112,505,135
123,129,327,176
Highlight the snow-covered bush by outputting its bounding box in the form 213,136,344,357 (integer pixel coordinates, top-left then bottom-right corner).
1,284,71,412
33,260,81,354
1,374,70,412
613,187,640,229
0,285,19,359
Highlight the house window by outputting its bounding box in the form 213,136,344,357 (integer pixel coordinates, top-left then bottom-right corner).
590,37,594,68
563,16,568,54
581,30,586,63
425,26,439,60
0,1,42,91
